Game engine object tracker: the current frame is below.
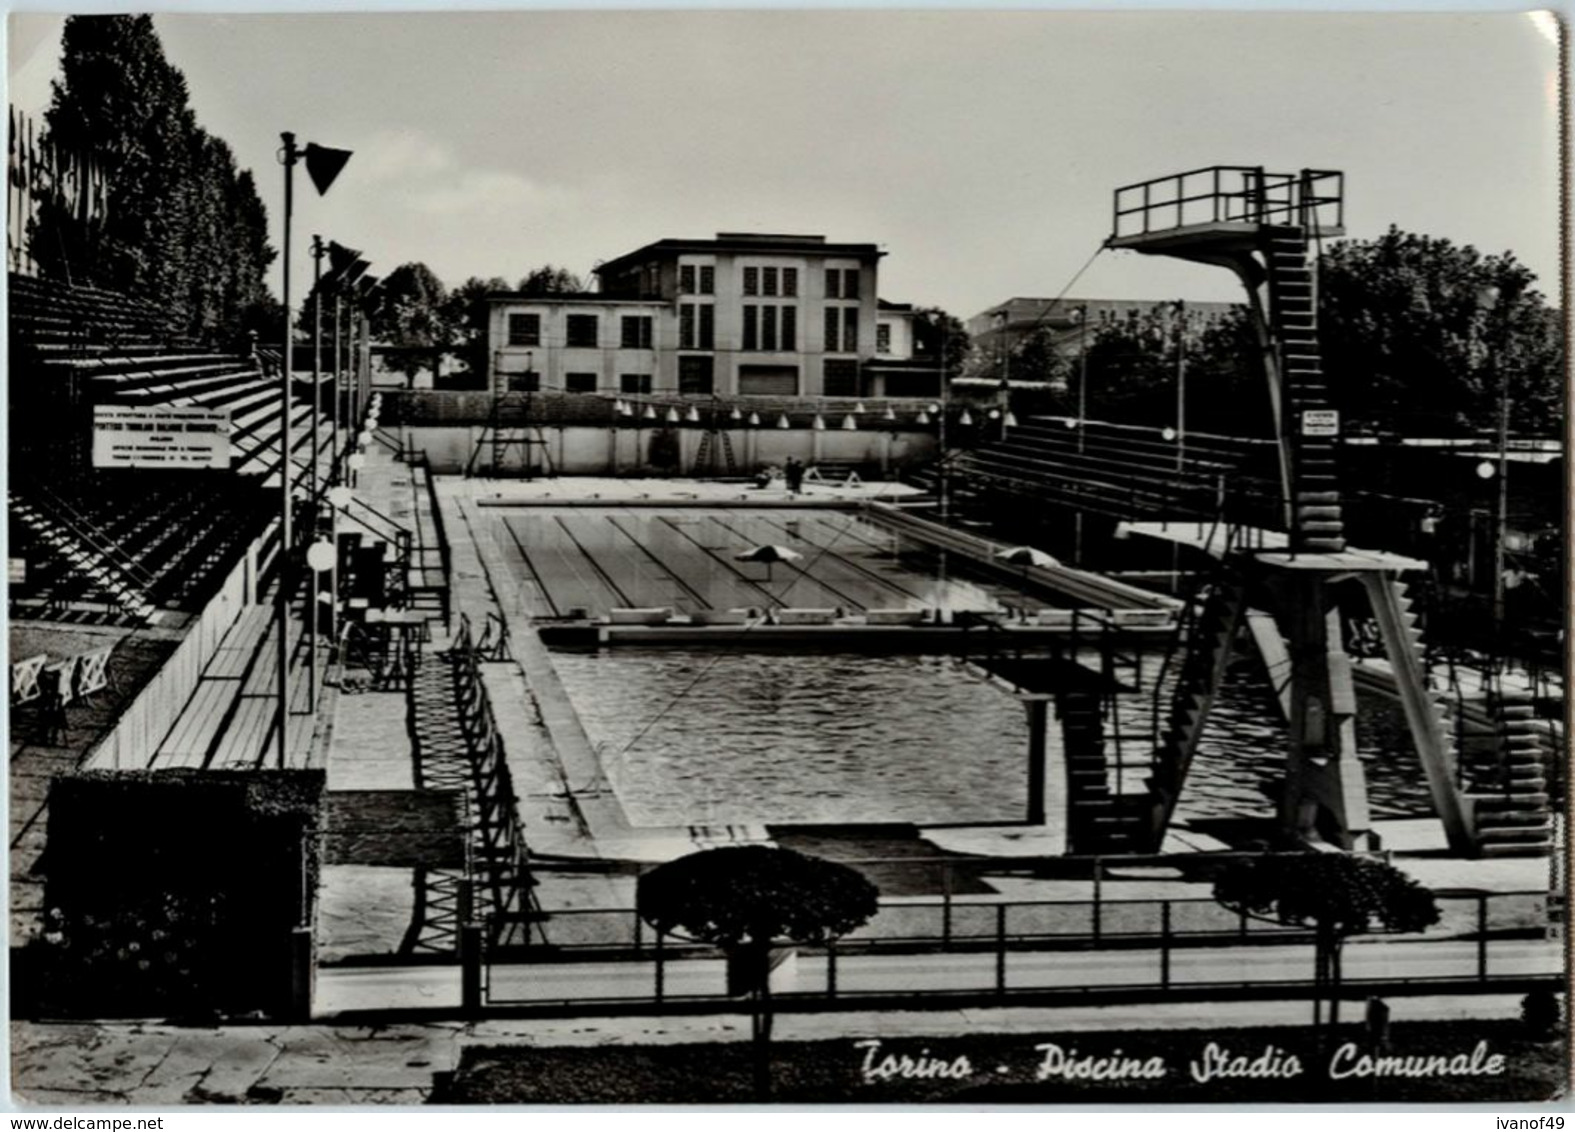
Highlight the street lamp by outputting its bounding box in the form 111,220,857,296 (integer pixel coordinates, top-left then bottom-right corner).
274,131,352,768
1071,304,1089,564
1473,284,1512,651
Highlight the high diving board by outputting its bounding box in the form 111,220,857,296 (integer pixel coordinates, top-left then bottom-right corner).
1116,521,1428,574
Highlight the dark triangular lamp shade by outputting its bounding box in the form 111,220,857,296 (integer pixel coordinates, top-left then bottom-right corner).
327,240,363,276
304,143,352,195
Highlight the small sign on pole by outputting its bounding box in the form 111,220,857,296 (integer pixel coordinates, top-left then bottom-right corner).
1300,409,1340,437
92,406,231,470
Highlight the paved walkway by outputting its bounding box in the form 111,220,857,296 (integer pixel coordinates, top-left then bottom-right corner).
10,992,1539,1106
313,937,1560,1018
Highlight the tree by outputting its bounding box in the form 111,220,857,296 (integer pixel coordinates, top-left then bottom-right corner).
443,275,512,381
912,307,970,376
1213,853,1439,1031
37,15,274,343
369,262,451,387
1318,227,1563,436
637,845,879,1099
516,265,585,295
1008,327,1072,391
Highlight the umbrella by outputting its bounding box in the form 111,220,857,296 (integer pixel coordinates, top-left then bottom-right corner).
734,544,803,582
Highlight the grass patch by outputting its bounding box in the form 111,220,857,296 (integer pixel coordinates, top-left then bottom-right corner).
434,1018,1565,1104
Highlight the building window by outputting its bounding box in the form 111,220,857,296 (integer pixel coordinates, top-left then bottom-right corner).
506,371,541,393
507,313,540,347
699,266,715,295
743,267,759,296
762,267,778,297
620,373,653,394
679,355,714,395
680,303,715,350
621,315,653,349
825,307,859,353
566,314,598,347
826,268,860,300
877,323,892,354
824,359,859,397
679,265,696,295
565,372,598,393
743,304,794,351
783,268,798,297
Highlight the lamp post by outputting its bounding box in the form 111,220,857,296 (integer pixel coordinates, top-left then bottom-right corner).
1072,304,1089,565
1473,284,1512,654
274,131,351,768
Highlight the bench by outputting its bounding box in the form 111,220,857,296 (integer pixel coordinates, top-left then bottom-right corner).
210,696,276,768
205,606,272,680
152,679,242,769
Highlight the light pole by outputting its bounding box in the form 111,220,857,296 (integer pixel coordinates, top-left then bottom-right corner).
1473,284,1511,656
1072,304,1089,565
273,131,351,768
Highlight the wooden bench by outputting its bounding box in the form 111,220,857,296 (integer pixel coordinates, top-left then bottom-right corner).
152,679,241,769
210,696,276,768
204,606,272,680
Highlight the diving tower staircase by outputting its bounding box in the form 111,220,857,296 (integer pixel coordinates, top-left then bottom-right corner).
1078,167,1548,858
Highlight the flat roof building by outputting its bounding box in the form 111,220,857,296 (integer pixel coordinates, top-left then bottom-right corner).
487,233,941,400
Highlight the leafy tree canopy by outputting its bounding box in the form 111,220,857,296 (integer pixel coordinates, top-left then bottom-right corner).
1065,228,1561,438
637,845,879,948
1318,226,1562,435
517,265,586,295
1213,852,1440,938
38,14,274,344
911,307,971,375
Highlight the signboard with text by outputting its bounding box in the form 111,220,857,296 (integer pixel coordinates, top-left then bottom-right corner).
1300,409,1340,437
91,406,231,470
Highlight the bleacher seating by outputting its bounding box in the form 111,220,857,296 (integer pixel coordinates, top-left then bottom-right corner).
8,272,327,624
8,271,178,355
946,418,1286,530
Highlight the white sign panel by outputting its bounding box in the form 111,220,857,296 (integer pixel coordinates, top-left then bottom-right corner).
91,406,231,470
1300,409,1340,437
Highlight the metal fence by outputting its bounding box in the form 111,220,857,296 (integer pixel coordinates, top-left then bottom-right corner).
481,889,1556,1009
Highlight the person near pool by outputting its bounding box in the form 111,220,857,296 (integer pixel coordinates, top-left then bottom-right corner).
785,456,804,494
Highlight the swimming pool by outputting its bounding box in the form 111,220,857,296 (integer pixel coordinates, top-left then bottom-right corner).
550,648,1032,827
485,506,1066,619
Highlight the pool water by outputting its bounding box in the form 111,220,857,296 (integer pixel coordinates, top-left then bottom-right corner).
548,646,1435,830
551,649,1031,827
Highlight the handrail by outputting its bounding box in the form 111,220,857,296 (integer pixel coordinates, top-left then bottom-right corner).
1111,165,1345,241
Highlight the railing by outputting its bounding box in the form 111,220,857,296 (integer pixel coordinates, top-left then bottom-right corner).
411,449,453,629
481,888,1556,1010
448,616,541,945
1111,166,1344,242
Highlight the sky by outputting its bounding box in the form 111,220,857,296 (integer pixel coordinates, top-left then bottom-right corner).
6,9,1563,322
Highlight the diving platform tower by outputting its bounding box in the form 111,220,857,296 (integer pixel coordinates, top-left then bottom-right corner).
1104,167,1531,857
